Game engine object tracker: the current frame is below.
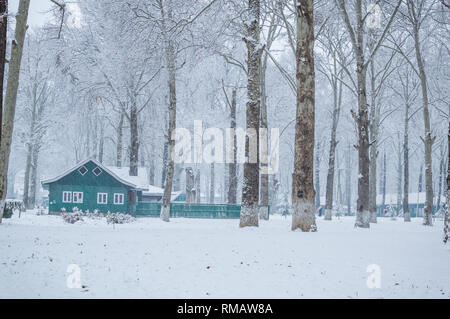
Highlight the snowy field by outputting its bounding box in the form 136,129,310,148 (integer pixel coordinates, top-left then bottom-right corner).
0,211,449,299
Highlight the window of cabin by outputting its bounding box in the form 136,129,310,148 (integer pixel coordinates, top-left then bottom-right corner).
114,193,124,205
93,167,103,177
78,166,88,176
73,192,84,204
63,191,72,203
97,193,108,204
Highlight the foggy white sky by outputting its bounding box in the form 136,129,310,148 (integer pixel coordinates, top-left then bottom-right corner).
9,0,53,27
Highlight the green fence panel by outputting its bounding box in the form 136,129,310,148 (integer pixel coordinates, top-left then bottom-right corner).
135,202,268,219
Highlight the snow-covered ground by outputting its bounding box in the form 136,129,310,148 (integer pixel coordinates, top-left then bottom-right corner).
0,211,449,299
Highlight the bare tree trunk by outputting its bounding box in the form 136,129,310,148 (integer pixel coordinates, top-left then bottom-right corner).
228,89,237,204
210,163,215,204
337,161,343,207
98,123,104,163
85,115,91,158
411,2,434,226
382,152,387,215
186,167,195,203
0,0,7,145
129,100,139,176
0,0,30,223
259,50,269,221
195,169,201,203
346,144,352,216
161,140,168,188
445,187,449,244
338,0,370,228
148,149,155,185
314,141,321,213
159,2,178,222
29,146,40,208
116,112,124,168
23,144,32,208
160,55,177,222
354,65,371,228
417,164,423,216
396,135,402,219
368,58,379,224
436,145,444,211
403,103,411,222
92,110,98,159
444,126,449,244
291,0,316,232
325,79,342,221
368,140,378,223
240,0,262,228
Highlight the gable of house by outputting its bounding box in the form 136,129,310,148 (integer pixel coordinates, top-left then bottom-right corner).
42,159,139,214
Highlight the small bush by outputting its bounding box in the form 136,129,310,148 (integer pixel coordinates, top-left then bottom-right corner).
62,212,84,224
84,209,103,220
62,207,84,224
106,212,135,225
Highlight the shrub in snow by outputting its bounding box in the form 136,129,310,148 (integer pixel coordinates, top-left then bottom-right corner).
106,212,135,225
62,212,84,224
84,209,103,220
62,207,84,224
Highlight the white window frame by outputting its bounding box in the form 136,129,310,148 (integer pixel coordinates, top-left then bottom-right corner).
73,192,84,204
97,193,108,205
78,166,88,176
93,167,103,177
114,193,125,205
62,191,72,203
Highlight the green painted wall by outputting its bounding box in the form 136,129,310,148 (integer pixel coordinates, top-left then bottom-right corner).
44,160,134,214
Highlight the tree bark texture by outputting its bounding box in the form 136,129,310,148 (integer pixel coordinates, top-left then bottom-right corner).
240,0,262,228
0,0,30,223
291,0,317,232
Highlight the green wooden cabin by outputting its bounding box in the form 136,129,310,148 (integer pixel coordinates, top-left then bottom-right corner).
42,158,269,219
42,159,145,215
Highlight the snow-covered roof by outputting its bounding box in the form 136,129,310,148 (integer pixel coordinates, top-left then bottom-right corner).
143,185,165,196
106,166,148,190
142,186,184,202
41,158,144,190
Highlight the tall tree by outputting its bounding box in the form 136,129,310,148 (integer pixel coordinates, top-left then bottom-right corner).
223,85,238,205
317,22,347,221
444,125,449,244
0,0,7,144
337,0,402,228
389,0,436,225
406,0,435,226
291,0,316,232
129,0,220,222
0,0,30,223
240,0,263,228
381,152,387,215
259,4,281,221
391,67,419,222
346,143,353,216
